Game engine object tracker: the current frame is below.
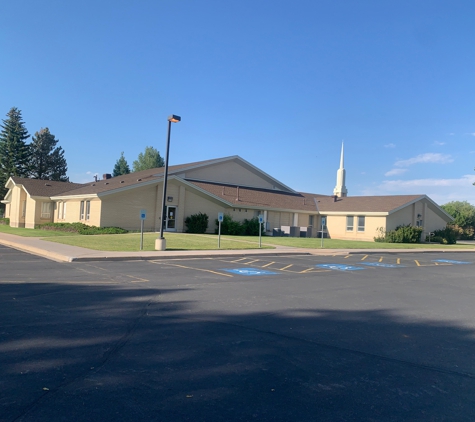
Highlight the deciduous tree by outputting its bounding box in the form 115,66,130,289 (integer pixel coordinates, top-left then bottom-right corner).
132,146,164,172
441,201,475,239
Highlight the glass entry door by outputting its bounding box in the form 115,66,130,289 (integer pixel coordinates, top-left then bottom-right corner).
166,206,177,230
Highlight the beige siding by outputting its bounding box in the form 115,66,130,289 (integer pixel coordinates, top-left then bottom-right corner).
25,197,39,228
183,161,275,189
388,200,448,237
228,207,254,222
183,189,224,233
387,204,417,231
101,185,158,231
423,207,448,234
280,212,291,226
63,200,82,224
327,214,387,241
298,214,310,227
267,211,280,230
9,186,25,228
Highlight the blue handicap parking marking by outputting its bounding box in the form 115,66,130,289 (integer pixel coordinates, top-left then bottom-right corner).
360,262,404,268
316,264,365,271
222,268,279,276
432,259,471,264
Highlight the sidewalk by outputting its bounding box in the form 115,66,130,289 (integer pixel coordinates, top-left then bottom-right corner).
0,232,474,263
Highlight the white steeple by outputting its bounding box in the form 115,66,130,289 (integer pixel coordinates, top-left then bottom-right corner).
333,142,348,197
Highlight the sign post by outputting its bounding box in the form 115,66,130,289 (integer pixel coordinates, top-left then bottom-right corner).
320,217,326,248
258,214,264,248
140,209,146,250
218,213,224,248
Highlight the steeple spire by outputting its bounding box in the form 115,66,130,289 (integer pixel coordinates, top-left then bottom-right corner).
333,141,348,197
340,141,344,168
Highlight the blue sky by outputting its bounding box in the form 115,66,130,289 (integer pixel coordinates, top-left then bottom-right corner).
2,0,475,205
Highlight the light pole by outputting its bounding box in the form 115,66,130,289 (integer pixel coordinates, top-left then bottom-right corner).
155,114,181,251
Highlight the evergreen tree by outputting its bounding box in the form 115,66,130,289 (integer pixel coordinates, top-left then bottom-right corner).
0,107,30,200
28,128,68,181
113,151,131,176
132,146,164,172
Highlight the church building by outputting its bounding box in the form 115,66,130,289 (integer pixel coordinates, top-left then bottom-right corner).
2,148,452,241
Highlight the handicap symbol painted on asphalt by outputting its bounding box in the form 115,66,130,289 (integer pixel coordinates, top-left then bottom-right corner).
360,262,404,268
432,259,471,264
316,264,365,271
222,268,279,276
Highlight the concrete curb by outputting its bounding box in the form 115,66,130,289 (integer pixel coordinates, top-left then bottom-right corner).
1,233,474,263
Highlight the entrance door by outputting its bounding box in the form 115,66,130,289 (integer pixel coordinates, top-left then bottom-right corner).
166,206,177,230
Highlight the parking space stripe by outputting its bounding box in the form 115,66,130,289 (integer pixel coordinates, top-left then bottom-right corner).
361,255,368,261
246,259,260,265
229,257,248,263
415,260,421,266
279,264,293,271
378,256,383,262
150,262,233,277
397,258,401,264
262,262,275,268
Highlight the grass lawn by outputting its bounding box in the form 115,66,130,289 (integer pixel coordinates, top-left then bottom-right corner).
0,224,79,237
225,235,475,250
42,232,275,251
2,224,474,251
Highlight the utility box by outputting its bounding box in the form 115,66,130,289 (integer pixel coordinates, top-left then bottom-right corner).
289,226,300,237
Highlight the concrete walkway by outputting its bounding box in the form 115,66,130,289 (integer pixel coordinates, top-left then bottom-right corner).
1,232,474,263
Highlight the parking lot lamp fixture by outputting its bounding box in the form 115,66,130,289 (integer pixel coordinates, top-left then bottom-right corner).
156,114,181,251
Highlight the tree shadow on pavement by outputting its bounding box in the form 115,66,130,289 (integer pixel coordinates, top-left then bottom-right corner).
1,280,475,422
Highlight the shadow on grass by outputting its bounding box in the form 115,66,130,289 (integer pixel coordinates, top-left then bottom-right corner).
1,263,475,421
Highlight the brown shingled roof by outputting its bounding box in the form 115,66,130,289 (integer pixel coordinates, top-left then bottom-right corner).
188,181,425,214
187,180,322,212
11,177,85,197
314,194,424,213
56,156,240,196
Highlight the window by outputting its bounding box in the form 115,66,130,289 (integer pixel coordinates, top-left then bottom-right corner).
80,201,85,220
357,216,365,232
416,219,423,227
309,215,314,226
85,201,91,220
41,202,52,219
346,216,354,231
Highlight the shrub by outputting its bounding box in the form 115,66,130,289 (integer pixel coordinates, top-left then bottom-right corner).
0,217,10,226
241,217,265,236
427,227,457,244
36,222,128,235
374,225,423,243
214,214,265,236
185,212,209,234
215,214,243,235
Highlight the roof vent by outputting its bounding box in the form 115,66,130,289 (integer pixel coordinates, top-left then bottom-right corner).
333,195,338,202
120,180,125,183
103,173,112,180
91,183,96,186
137,178,142,181
105,182,109,185
45,183,51,186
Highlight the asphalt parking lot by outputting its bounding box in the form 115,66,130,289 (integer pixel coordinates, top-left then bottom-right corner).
1,245,475,421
